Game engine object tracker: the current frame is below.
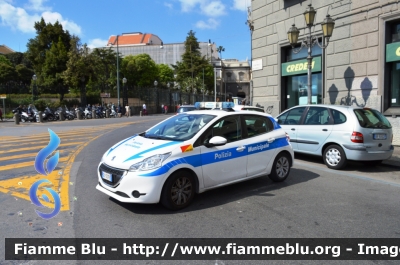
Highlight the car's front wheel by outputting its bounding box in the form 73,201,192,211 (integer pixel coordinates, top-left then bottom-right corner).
161,170,195,210
323,144,347,170
269,152,291,182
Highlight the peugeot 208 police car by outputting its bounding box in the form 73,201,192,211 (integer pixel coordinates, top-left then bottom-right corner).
97,110,294,210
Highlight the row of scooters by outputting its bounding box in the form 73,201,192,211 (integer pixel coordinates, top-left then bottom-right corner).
12,105,118,123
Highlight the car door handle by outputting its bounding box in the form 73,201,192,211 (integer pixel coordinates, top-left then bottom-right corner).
322,129,328,131
236,146,246,152
268,138,275,143
291,128,295,131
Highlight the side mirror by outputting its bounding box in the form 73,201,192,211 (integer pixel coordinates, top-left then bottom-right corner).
204,136,227,148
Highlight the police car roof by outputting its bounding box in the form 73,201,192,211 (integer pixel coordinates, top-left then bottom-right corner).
184,109,274,118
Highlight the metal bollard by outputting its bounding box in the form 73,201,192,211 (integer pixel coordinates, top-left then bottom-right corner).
14,113,20,125
106,109,110,118
140,111,142,117
92,109,96,119
76,110,81,120
38,111,43,123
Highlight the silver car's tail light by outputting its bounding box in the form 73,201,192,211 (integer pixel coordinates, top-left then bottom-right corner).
351,131,364,143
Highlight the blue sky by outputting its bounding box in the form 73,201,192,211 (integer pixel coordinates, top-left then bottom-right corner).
0,0,252,61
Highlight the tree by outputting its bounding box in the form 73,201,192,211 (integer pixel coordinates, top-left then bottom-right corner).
41,37,69,100
121,54,158,87
172,30,214,93
4,52,32,69
25,18,72,92
0,62,17,84
62,38,97,106
15,64,34,85
90,48,118,93
217,46,225,59
157,64,174,86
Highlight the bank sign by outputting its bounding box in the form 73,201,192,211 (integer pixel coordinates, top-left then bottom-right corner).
281,56,321,76
386,42,400,62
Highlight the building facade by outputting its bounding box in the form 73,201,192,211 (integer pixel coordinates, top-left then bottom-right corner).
251,0,400,144
106,32,219,67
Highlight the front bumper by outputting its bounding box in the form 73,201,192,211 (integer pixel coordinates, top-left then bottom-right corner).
343,144,394,161
96,163,166,203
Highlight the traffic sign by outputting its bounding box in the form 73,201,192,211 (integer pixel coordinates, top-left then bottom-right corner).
0,94,6,99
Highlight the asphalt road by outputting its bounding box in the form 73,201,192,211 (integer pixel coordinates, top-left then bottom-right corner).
1,116,400,265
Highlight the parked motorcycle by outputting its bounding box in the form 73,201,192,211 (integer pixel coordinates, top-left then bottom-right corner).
64,106,76,120
42,107,55,121
83,107,92,119
95,106,104,118
12,107,37,122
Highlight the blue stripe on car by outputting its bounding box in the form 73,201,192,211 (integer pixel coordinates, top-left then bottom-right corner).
138,137,289,177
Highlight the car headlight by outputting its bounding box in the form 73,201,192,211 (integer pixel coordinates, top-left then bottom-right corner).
129,153,171,172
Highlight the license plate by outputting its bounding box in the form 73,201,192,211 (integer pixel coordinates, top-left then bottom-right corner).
101,171,112,182
373,133,387,140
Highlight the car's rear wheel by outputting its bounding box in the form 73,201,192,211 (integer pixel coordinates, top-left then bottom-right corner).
323,144,347,170
269,152,291,182
161,170,195,210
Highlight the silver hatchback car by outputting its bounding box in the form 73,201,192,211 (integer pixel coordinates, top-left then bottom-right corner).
276,104,394,170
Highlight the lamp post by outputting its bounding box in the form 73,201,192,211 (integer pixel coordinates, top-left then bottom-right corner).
80,76,86,107
122,77,127,107
154,80,158,113
32,74,37,102
109,35,121,106
214,68,217,102
287,4,335,104
223,78,226,101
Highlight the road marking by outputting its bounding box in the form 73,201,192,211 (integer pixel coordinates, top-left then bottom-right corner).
0,120,147,210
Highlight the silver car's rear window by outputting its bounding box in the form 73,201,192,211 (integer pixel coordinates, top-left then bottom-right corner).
354,109,392,129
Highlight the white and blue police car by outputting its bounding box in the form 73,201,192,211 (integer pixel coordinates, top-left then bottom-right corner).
97,110,294,210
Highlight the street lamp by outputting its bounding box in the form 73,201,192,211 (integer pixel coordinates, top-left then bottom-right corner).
122,77,127,107
154,80,158,112
32,74,37,102
80,76,86,107
287,4,335,104
214,68,217,102
108,35,121,106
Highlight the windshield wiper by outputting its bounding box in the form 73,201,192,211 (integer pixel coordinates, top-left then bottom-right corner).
145,135,168,140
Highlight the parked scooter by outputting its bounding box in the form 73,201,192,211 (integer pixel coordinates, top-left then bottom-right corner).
95,106,104,118
12,107,37,122
83,107,92,119
109,108,117,118
64,106,76,120
42,107,55,121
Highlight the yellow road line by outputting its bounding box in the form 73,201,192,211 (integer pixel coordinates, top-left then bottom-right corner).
0,150,69,162
0,142,83,154
0,156,69,171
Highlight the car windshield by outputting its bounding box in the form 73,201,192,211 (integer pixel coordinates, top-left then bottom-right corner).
354,109,392,129
178,107,196,113
144,114,216,141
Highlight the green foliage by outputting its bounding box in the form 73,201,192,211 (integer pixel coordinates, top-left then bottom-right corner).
0,55,13,67
157,64,174,86
4,52,32,68
172,30,214,93
26,18,72,84
0,62,17,83
121,54,158,87
15,64,34,85
217,46,225,59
